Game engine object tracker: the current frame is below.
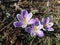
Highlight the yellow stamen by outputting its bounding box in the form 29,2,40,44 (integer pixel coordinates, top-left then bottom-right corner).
23,18,27,25
34,26,37,31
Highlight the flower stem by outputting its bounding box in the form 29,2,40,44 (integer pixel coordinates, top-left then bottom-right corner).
30,36,36,45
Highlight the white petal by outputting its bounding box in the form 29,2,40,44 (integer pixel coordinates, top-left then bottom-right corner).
42,18,44,23
26,13,33,22
47,22,53,28
43,28,46,31
38,24,43,30
22,24,27,28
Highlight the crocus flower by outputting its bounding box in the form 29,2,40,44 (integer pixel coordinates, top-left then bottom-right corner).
41,17,54,31
13,10,35,28
25,18,44,37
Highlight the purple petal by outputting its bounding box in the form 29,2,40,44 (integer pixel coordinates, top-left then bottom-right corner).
13,21,23,27
34,18,39,26
25,27,32,33
26,13,33,22
28,19,35,24
47,22,54,28
16,14,23,22
21,10,28,18
32,18,40,26
36,30,44,38
42,17,50,25
48,28,54,31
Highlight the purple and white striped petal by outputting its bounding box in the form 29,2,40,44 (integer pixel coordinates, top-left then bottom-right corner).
36,30,44,38
28,19,35,24
13,21,23,27
16,14,23,22
48,28,54,31
21,10,28,18
42,17,50,25
25,27,32,33
46,17,50,24
26,13,33,22
30,30,36,37
47,22,53,28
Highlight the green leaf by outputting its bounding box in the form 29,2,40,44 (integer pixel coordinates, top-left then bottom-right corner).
31,9,39,14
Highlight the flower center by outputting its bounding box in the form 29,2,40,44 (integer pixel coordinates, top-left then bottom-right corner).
34,26,37,31
23,18,27,25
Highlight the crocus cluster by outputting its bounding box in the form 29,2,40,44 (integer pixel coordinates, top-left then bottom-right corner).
13,9,54,38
